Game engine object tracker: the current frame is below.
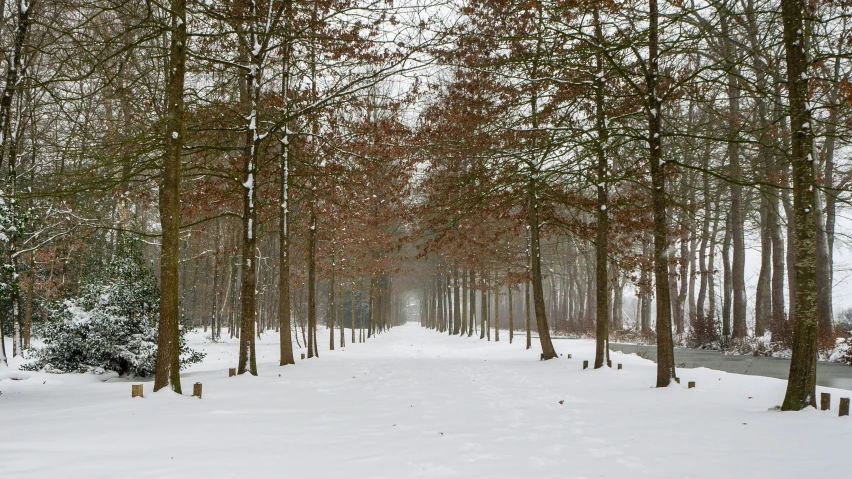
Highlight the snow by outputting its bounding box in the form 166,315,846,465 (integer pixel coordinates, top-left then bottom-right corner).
63,299,94,324
1,325,849,478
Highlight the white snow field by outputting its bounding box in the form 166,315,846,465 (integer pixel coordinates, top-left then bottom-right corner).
1,323,849,478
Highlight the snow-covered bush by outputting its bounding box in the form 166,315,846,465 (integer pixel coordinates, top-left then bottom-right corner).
25,237,204,376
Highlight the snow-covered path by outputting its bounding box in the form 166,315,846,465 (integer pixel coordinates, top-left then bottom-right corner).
1,324,847,478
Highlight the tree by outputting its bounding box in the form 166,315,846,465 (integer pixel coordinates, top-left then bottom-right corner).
153,0,187,393
780,0,819,411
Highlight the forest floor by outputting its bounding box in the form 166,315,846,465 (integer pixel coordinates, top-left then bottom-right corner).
1,324,848,478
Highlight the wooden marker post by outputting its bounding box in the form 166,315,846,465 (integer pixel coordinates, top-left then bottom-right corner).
617,363,622,370
193,383,202,399
228,368,236,377
582,360,588,370
840,398,849,417
688,381,695,389
820,392,830,411
131,384,143,398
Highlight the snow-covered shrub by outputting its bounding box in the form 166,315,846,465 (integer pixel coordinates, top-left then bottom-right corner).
25,237,204,376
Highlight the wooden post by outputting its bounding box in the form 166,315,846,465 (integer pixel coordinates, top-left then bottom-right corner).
131,384,143,398
820,392,830,411
688,381,695,389
607,360,612,368
674,377,680,384
617,363,622,370
840,398,849,417
300,353,306,360
566,354,572,359
228,368,236,377
583,360,588,370
193,382,202,399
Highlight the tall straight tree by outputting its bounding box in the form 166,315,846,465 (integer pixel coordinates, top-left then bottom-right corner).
719,4,747,341
277,0,296,366
593,6,609,370
0,0,34,361
647,0,676,387
154,0,187,393
780,0,819,411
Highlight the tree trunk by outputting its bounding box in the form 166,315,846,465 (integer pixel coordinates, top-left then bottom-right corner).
722,214,733,340
696,154,711,329
23,264,33,349
453,267,461,335
153,0,186,393
461,270,468,335
525,277,532,349
648,0,675,386
755,195,772,337
612,273,623,331
821,58,840,335
237,29,259,376
307,209,317,358
529,174,557,359
493,270,499,341
780,0,819,410
469,270,476,337
508,275,514,344
278,32,295,365
485,277,491,341
641,235,652,336
447,273,453,334
783,189,796,324
339,281,345,347
708,209,719,330
479,273,487,338
329,256,336,351
437,272,445,333
814,189,832,335
594,7,609,369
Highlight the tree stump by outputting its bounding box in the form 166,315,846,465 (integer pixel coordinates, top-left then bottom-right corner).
228,368,236,377
617,363,622,370
583,360,588,370
820,392,830,411
840,398,850,417
688,381,695,389
674,377,680,384
131,384,143,398
193,382,202,399
607,360,612,368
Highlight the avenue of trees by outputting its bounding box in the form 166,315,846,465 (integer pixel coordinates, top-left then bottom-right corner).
0,0,849,411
